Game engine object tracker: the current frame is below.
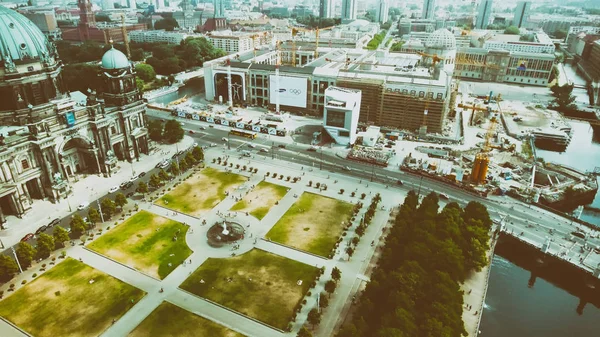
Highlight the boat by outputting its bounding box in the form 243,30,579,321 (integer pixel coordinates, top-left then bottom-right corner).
167,95,188,107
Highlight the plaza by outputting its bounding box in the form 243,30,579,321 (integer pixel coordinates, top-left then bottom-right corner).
0,144,403,337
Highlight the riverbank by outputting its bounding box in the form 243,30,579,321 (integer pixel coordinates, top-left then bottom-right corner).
462,232,497,337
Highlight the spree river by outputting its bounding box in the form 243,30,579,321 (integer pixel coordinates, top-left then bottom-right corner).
481,121,600,336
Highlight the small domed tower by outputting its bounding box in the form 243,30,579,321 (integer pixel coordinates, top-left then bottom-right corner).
424,28,457,75
100,44,141,107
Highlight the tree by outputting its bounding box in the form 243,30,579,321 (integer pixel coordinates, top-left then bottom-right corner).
504,25,520,34
0,255,19,281
135,63,156,82
163,120,184,143
36,233,55,259
325,280,337,298
16,242,35,269
549,83,577,112
297,326,313,337
114,192,128,209
136,78,145,93
185,151,196,165
345,246,354,259
307,308,321,328
331,267,342,282
390,41,404,52
158,168,170,181
62,63,101,92
88,208,101,224
154,17,179,31
148,120,164,142
137,181,149,195
53,226,70,249
169,161,180,176
149,173,162,189
100,198,117,219
554,29,568,39
319,293,329,308
70,214,87,237
192,146,204,161
179,158,188,172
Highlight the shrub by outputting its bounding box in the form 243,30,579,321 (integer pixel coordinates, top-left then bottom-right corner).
9,284,14,289
32,273,37,278
55,291,61,296
302,299,307,304
21,280,27,285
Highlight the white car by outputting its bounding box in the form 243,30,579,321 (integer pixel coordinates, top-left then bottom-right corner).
77,202,89,211
210,143,217,147
193,143,198,148
248,144,256,148
222,137,228,142
109,186,119,193
199,126,206,130
179,122,185,126
129,176,138,183
260,148,269,153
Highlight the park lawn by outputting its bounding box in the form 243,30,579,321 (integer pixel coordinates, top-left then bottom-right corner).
230,181,289,220
0,258,144,337
88,210,192,279
180,249,319,330
156,167,246,217
266,192,353,257
129,301,245,337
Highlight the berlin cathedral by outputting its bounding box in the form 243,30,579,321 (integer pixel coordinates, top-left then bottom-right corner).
0,5,149,222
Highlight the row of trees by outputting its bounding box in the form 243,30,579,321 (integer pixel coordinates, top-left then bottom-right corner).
336,191,492,337
366,31,387,50
147,146,204,190
297,267,342,337
148,119,184,144
145,37,226,76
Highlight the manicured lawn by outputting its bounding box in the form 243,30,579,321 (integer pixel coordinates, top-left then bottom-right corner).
156,167,246,217
230,181,289,220
129,301,245,337
180,249,319,330
88,210,192,279
266,192,353,257
0,258,144,337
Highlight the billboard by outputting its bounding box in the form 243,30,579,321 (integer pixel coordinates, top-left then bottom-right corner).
65,111,75,127
269,75,307,108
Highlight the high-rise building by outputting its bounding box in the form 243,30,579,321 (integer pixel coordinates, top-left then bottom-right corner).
376,0,389,24
319,0,334,19
214,0,224,18
475,0,493,29
341,0,357,22
101,0,114,10
513,1,530,28
422,0,435,20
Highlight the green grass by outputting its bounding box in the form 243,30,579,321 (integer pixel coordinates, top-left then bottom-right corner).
266,192,353,257
180,249,319,330
0,258,144,337
229,181,289,220
129,302,245,337
156,167,246,216
88,210,192,279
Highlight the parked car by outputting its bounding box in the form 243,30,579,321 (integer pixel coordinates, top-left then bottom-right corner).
171,153,178,159
222,137,228,142
396,180,404,185
137,171,146,178
277,144,286,148
159,161,170,169
48,217,61,227
109,186,119,193
307,147,317,152
242,151,252,157
77,201,89,210
248,144,256,148
439,193,449,200
199,126,206,130
35,225,48,235
129,175,138,183
342,166,351,171
126,192,135,198
260,148,269,153
572,231,585,239
120,181,133,190
210,143,217,147
189,130,195,134
21,233,34,242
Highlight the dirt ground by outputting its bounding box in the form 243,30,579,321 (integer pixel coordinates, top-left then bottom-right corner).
230,182,289,219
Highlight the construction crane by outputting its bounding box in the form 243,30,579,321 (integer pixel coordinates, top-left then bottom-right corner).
416,51,445,66
314,25,335,58
121,14,130,58
290,25,336,65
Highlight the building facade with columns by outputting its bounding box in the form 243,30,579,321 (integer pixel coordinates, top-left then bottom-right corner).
0,5,148,223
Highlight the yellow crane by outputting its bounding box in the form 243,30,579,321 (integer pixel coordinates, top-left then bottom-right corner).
290,25,336,66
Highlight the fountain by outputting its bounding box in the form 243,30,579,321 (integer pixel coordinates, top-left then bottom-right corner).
206,219,245,247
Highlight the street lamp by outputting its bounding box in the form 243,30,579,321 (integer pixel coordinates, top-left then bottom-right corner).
11,247,23,274
319,147,323,170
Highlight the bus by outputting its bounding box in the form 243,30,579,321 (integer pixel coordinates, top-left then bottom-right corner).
229,129,257,139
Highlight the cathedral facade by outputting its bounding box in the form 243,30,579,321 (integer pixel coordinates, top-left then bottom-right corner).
0,5,148,222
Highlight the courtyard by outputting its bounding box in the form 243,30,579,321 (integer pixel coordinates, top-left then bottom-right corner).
129,301,245,337
88,210,192,279
0,258,144,337
179,249,319,330
155,167,247,217
230,181,289,220
266,192,354,257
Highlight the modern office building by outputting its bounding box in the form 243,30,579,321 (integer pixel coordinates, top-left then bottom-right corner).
376,0,389,24
422,0,436,20
214,0,225,18
0,5,149,221
208,31,272,54
319,0,334,19
341,0,357,22
475,0,493,29
513,1,530,28
203,46,453,134
323,87,362,145
22,11,62,41
129,30,201,44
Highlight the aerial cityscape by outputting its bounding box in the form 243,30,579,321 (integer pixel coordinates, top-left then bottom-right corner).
0,0,598,336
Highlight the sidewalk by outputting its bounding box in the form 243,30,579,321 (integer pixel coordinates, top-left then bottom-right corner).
0,136,194,251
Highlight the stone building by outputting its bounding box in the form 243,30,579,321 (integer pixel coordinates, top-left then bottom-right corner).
0,5,148,222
